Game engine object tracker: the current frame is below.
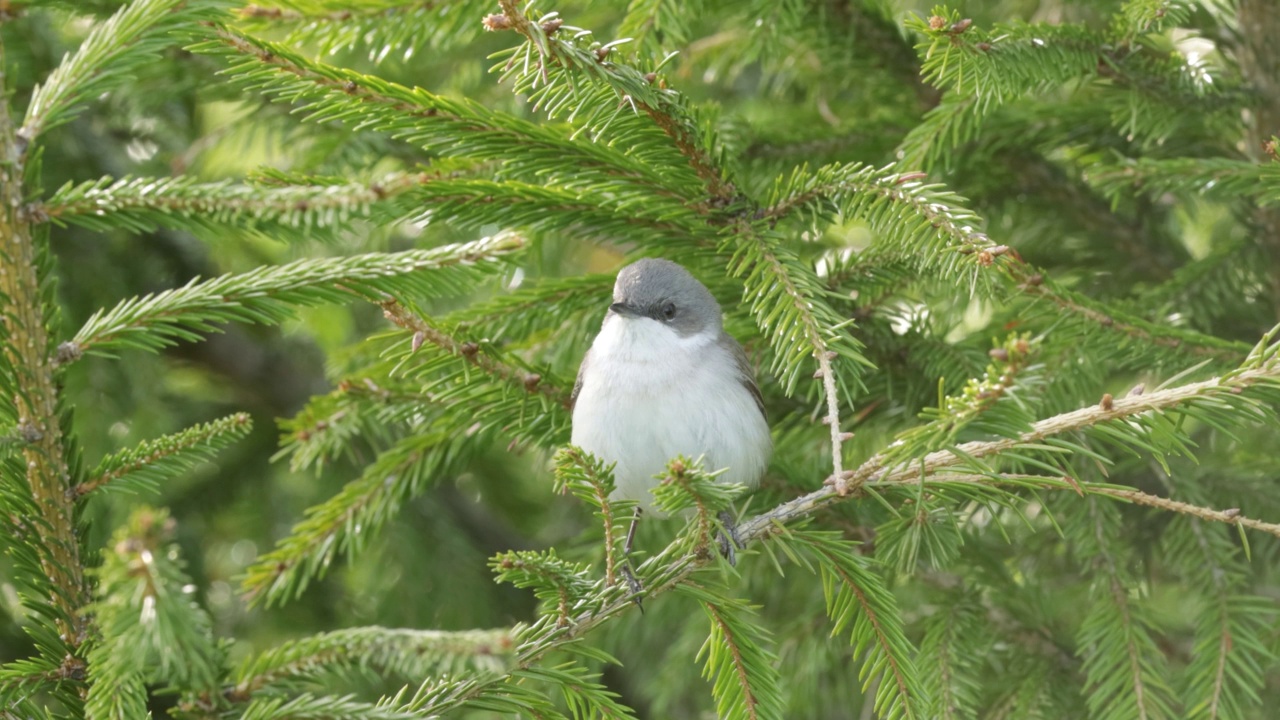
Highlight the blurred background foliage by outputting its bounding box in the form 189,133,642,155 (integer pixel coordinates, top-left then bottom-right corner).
3,0,1280,718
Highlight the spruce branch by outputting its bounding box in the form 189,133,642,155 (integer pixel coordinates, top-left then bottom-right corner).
725,222,871,493
238,693,421,720
741,331,1280,531
75,412,252,498
380,300,572,410
908,11,1103,104
906,472,1280,539
1075,499,1178,720
492,549,595,628
198,26,680,196
68,233,523,360
678,585,785,720
238,2,432,23
0,52,88,647
86,507,223,720
1089,156,1280,208
230,626,514,702
241,431,462,606
42,170,696,247
1016,273,1249,363
919,591,983,720
37,172,442,238
492,1,737,204
20,0,228,159
552,447,629,585
1164,495,1277,720
409,332,1280,717
1237,0,1280,321
772,162,1250,362
239,1,484,63
277,376,423,474
794,530,927,720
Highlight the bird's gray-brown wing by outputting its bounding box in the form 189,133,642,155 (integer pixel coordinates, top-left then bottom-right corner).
718,331,766,421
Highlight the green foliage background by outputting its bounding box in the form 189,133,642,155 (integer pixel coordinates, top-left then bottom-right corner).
2,0,1280,718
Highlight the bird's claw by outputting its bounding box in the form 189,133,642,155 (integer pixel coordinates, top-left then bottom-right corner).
717,510,744,566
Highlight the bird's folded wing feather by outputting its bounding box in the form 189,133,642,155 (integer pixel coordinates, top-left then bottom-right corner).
719,332,766,421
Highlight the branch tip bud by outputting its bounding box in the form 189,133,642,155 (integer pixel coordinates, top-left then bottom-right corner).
482,13,511,31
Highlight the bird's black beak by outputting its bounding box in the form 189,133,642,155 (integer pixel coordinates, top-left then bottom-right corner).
609,302,636,317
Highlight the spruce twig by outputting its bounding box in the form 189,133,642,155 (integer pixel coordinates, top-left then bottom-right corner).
380,300,572,410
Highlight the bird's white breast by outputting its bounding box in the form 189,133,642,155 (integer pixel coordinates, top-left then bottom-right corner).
571,315,771,512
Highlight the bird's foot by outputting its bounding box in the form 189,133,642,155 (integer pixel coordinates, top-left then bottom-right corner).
620,561,644,612
716,510,744,567
621,507,644,611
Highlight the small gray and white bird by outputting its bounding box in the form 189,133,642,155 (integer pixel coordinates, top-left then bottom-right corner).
570,259,772,515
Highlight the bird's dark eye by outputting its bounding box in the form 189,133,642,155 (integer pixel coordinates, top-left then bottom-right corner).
662,302,677,320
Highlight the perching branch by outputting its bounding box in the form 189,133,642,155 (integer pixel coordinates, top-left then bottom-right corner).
411,336,1280,716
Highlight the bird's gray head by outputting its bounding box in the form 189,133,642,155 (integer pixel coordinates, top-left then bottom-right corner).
610,258,722,337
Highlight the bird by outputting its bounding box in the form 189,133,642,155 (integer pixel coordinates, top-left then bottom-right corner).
570,258,772,578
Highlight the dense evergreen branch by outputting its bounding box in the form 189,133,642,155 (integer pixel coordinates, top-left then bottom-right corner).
380,300,572,410
1238,0,1280,321
1076,499,1177,720
86,507,222,720
230,626,514,701
199,26,684,198
406,337,1280,717
0,40,88,647
20,0,226,159
75,413,252,498
725,223,863,491
68,234,522,359
492,0,737,204
37,171,452,237
771,162,1250,362
797,531,927,720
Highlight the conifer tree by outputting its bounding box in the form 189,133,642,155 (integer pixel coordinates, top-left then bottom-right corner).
2,1,1279,718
